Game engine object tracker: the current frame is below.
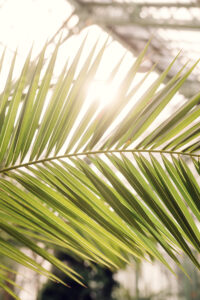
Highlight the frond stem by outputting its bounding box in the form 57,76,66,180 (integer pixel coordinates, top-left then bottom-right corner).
0,149,199,173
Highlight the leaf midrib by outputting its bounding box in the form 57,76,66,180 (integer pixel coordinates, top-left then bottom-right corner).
0,149,199,173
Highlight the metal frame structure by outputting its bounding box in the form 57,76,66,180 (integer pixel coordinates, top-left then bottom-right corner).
60,0,200,98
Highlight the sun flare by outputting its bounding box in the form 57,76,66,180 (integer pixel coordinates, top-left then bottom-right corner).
86,80,117,108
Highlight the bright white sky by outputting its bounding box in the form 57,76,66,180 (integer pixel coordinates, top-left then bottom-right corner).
0,0,72,56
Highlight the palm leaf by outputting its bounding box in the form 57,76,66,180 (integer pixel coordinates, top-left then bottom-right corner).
0,37,199,296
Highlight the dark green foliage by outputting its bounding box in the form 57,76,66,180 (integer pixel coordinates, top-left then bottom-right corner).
39,253,118,300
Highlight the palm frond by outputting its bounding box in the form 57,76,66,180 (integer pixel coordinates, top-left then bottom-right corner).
0,36,199,295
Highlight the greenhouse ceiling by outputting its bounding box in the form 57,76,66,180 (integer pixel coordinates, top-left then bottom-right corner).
0,0,200,98
66,0,200,98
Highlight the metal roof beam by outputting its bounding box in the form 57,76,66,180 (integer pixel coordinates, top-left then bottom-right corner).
80,1,199,9
94,17,200,31
71,1,200,31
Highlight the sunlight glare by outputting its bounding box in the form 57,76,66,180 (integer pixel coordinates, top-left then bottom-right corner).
86,80,117,108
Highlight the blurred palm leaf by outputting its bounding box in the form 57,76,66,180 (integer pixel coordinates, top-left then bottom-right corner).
0,37,199,298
